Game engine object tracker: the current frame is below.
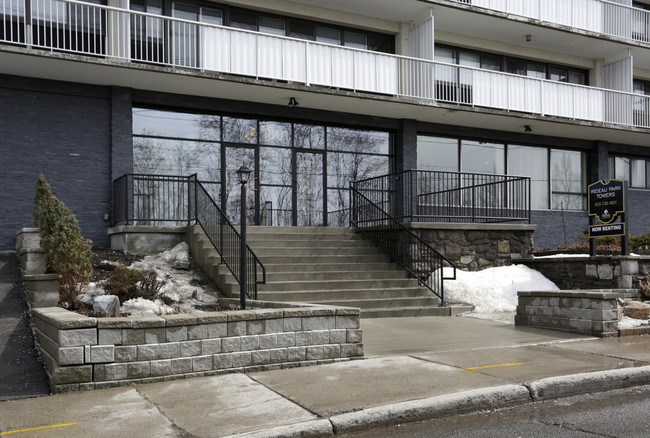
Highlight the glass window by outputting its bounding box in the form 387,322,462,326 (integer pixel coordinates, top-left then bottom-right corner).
527,63,546,79
508,145,549,209
327,152,388,188
550,67,568,83
133,109,219,140
289,21,314,40
327,128,390,154
316,26,340,45
260,147,291,185
631,159,646,188
461,140,505,174
259,186,292,226
230,9,256,31
614,156,630,183
435,47,456,64
223,117,257,144
258,16,285,36
551,149,586,210
367,34,392,53
417,136,458,172
133,137,220,180
481,54,501,71
459,52,480,68
568,71,586,85
259,121,291,146
294,124,325,149
344,31,366,49
200,8,222,25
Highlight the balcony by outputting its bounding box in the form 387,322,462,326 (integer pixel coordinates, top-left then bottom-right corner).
448,0,650,44
2,0,650,130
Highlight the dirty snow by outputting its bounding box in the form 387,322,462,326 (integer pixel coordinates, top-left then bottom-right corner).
442,264,559,314
79,242,219,316
618,315,650,329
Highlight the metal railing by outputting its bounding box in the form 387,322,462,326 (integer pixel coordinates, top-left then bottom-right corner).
2,0,650,128
113,174,265,300
452,0,650,43
350,182,456,305
353,170,531,224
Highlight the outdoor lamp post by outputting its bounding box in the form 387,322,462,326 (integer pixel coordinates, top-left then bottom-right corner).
236,165,251,310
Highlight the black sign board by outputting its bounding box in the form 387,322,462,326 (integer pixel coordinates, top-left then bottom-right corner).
589,223,625,238
588,179,624,224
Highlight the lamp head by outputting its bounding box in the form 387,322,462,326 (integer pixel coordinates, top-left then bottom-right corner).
236,165,251,184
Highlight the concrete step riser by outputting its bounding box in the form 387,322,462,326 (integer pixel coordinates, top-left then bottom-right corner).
258,279,420,292
258,288,432,301
246,239,374,248
255,247,382,257
310,297,439,309
361,307,451,318
265,271,408,282
263,263,403,273
257,255,391,264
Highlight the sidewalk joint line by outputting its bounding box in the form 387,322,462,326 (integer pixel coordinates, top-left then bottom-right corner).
461,362,524,371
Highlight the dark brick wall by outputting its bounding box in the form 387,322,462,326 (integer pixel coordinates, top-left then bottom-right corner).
626,189,650,237
530,210,587,250
0,75,112,249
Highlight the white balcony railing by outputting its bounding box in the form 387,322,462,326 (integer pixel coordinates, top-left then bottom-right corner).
452,0,650,43
2,0,650,129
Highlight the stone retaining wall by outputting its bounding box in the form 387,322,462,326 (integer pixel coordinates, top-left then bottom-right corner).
32,301,364,393
518,256,650,290
16,228,60,307
515,290,621,337
407,223,536,271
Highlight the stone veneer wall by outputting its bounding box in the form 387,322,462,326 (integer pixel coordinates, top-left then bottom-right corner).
518,256,650,290
32,301,364,393
515,290,620,337
406,223,536,271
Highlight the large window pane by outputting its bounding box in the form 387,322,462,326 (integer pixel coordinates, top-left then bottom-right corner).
294,124,325,149
417,136,458,172
551,149,586,210
327,152,388,188
258,16,284,36
614,156,630,183
260,121,291,146
224,147,255,224
133,108,219,140
508,145,548,209
223,117,257,144
461,140,505,174
259,147,291,185
259,185,291,226
133,137,220,181
328,127,390,154
631,159,646,188
328,188,350,226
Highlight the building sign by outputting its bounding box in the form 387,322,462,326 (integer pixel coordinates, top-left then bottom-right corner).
588,179,624,225
589,223,625,238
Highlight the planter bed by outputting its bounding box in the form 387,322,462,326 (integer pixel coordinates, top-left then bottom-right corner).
32,299,364,393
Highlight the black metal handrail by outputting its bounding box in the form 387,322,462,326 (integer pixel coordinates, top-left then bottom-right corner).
350,183,456,305
354,169,531,224
113,174,265,299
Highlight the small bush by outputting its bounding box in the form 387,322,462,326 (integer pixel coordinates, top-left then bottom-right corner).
103,265,162,304
33,175,93,309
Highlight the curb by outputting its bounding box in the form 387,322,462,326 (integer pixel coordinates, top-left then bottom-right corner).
239,365,650,437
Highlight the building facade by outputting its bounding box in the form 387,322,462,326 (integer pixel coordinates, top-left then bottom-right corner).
2,0,650,250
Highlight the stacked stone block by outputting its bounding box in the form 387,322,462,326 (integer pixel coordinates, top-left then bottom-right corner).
15,228,60,307
32,304,364,393
515,290,619,337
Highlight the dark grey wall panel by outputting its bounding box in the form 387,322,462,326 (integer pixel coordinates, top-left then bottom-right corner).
530,210,588,250
0,75,112,249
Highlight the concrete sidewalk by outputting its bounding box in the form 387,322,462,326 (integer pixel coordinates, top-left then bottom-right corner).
1,315,649,437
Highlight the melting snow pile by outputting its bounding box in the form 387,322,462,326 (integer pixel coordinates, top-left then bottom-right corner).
81,242,218,316
443,264,559,314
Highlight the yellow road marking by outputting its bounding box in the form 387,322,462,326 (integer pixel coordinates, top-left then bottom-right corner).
1,423,79,435
461,362,524,371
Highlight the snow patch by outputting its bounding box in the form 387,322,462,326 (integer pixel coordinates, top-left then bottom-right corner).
442,264,559,314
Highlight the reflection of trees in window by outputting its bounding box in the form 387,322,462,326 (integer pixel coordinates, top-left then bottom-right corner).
296,152,324,226
551,149,586,210
294,124,325,149
326,127,390,222
223,117,257,144
224,146,255,224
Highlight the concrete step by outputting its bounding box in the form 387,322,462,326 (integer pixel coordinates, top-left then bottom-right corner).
257,287,432,302
257,278,420,292
255,254,391,264
245,226,358,235
308,296,439,309
264,270,408,282
254,246,382,257
245,238,374,248
361,306,452,318
263,262,402,273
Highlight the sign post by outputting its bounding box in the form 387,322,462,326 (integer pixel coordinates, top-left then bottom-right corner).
587,179,628,256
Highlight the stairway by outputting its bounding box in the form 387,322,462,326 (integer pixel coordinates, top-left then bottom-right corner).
189,225,461,318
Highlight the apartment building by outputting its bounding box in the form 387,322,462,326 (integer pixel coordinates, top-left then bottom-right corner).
1,0,650,250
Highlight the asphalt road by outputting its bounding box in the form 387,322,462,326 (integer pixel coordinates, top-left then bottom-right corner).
340,384,650,438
